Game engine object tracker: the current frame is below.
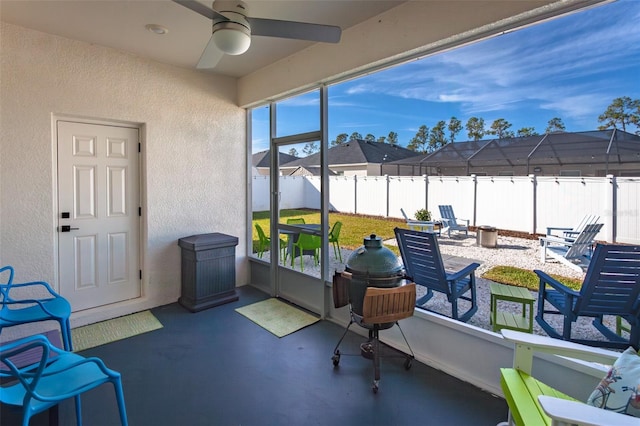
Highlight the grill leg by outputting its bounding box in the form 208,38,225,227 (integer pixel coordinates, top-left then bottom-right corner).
332,316,355,366
372,326,380,393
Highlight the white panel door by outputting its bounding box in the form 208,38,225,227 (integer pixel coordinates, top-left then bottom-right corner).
57,121,140,311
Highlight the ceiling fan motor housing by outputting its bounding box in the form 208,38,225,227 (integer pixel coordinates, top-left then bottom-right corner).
211,0,251,55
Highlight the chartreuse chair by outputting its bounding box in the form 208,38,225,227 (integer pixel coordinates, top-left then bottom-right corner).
329,221,343,262
1,334,128,426
254,224,287,261
0,265,73,351
291,233,321,272
500,329,640,426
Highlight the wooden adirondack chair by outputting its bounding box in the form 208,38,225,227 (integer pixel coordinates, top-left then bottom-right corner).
539,223,603,273
438,205,469,237
535,243,640,350
394,227,479,322
546,214,600,239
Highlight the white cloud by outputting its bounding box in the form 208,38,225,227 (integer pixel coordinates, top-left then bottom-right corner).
339,0,640,124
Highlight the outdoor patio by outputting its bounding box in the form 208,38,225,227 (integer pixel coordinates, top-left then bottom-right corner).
257,231,622,345
1,285,508,426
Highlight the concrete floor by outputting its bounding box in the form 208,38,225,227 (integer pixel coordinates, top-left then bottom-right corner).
1,285,508,426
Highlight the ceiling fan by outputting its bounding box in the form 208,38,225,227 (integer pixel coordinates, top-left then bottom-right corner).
173,0,342,69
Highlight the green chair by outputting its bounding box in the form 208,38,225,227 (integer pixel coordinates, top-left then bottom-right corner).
255,224,286,261
284,218,306,260
291,233,321,272
329,221,343,262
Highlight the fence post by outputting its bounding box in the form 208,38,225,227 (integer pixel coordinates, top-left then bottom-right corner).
471,174,477,227
607,174,616,243
354,175,358,215
424,174,429,212
385,175,390,217
530,174,537,235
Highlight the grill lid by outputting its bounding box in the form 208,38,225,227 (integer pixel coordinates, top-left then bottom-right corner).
345,234,402,278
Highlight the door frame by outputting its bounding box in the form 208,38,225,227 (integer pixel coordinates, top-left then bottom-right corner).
52,114,145,311
265,86,331,317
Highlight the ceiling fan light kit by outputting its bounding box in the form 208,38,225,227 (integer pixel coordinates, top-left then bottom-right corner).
173,0,342,69
212,21,251,55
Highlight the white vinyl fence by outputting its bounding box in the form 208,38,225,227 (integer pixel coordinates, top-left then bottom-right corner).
252,175,640,244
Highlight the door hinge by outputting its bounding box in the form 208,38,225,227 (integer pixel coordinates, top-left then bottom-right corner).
139,270,142,280
139,207,142,216
138,142,141,153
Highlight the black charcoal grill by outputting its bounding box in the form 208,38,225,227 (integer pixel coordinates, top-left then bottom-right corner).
343,234,404,316
331,234,415,392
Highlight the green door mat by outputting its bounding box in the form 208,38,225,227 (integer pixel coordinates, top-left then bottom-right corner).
72,310,163,352
235,298,319,338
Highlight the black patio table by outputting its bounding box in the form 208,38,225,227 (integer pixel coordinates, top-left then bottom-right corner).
279,223,321,259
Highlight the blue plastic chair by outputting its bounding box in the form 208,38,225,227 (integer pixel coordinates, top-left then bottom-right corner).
0,334,128,426
0,265,73,351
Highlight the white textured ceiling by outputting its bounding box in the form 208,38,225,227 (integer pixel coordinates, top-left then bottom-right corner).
0,0,405,78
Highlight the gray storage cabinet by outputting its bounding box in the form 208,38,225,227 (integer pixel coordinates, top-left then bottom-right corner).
178,233,239,312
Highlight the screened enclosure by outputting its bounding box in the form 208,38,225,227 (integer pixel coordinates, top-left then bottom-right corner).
382,129,640,177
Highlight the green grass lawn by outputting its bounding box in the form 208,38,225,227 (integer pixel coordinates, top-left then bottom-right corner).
252,209,405,254
482,266,582,291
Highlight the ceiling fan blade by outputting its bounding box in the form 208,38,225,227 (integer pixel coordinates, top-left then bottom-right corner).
248,17,341,43
172,0,228,22
196,36,225,69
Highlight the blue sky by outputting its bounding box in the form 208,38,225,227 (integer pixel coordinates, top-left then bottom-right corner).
252,0,640,153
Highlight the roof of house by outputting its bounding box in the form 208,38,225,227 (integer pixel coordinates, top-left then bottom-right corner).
281,139,418,168
287,166,337,176
252,150,299,168
387,129,640,169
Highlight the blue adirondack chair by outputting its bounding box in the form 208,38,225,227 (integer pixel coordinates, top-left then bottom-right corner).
394,227,479,322
535,243,640,350
438,205,469,237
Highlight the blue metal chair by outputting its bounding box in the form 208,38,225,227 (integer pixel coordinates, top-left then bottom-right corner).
394,227,479,322
1,334,128,426
535,243,640,350
0,265,73,351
